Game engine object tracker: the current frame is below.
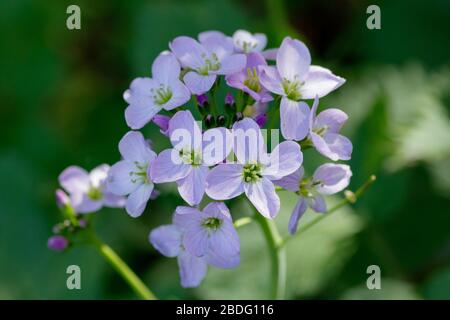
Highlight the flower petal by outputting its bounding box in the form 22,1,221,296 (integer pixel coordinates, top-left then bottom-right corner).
300,65,345,99
183,71,216,95
161,80,191,111
125,183,153,217
59,166,90,194
151,52,181,86
89,164,109,188
288,197,307,235
150,149,192,183
313,163,352,195
202,127,233,166
244,178,280,219
276,37,310,81
272,167,304,192
183,222,209,257
125,101,161,130
119,131,156,163
72,193,103,214
259,65,284,95
202,202,231,220
315,108,348,134
206,221,240,269
177,166,208,206
308,194,327,213
262,48,278,60
149,224,182,257
168,110,203,151
263,141,303,180
107,160,139,196
178,250,208,288
205,164,245,200
103,192,126,208
198,30,227,44
232,117,267,164
216,54,247,75
280,97,310,141
170,36,206,70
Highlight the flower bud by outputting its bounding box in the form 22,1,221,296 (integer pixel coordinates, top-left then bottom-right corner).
216,115,227,127
233,112,244,122
204,114,215,128
152,115,170,136
196,94,208,107
225,93,235,106
47,235,69,252
255,113,267,128
55,189,70,209
78,219,88,228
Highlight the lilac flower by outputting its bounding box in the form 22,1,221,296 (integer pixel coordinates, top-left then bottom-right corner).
232,30,267,54
107,131,156,217
59,165,125,214
55,189,70,209
274,164,352,234
308,97,353,161
170,36,246,94
206,118,302,218
152,114,170,136
150,110,232,205
123,52,191,130
259,37,345,141
48,235,69,251
226,52,273,103
149,202,240,288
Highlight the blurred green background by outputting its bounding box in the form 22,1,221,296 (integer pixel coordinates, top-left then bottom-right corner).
0,0,449,299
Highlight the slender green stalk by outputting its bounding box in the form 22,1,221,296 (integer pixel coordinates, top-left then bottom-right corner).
89,232,156,300
234,217,252,228
254,213,286,300
279,175,376,248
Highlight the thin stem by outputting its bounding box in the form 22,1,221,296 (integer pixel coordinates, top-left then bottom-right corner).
254,213,286,300
234,216,252,228
89,232,157,300
279,175,376,248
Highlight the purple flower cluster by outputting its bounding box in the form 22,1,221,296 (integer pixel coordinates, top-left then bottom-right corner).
51,29,354,288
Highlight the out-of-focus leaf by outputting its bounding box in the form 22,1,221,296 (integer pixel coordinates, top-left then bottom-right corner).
422,268,450,299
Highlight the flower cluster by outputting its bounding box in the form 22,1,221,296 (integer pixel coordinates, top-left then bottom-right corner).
49,29,353,289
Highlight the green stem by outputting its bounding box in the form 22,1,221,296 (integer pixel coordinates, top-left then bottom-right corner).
279,175,376,248
254,213,286,300
234,217,252,228
89,232,156,300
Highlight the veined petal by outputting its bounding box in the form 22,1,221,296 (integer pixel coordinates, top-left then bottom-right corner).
125,77,159,100
183,223,209,257
169,110,203,151
149,149,192,183
149,224,182,258
272,167,304,192
125,101,161,130
314,163,352,195
206,221,240,269
107,160,140,196
315,108,348,134
152,52,181,86
276,37,311,82
183,71,216,95
173,206,202,230
300,65,345,99
125,183,153,217
161,80,191,111
262,141,303,180
324,133,353,161
178,250,208,288
288,197,308,235
205,164,245,200
280,97,310,141
244,178,280,219
202,127,233,166
216,54,246,75
232,117,267,164
119,131,156,163
59,166,90,194
259,65,284,95
177,166,208,206
170,36,206,70
308,194,327,213
202,202,231,220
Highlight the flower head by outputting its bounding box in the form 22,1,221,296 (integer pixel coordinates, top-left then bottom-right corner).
107,131,156,217
259,37,345,141
226,52,273,103
170,36,246,94
150,110,232,205
308,97,353,161
206,118,302,218
232,29,267,54
124,52,191,129
47,235,69,251
274,164,352,234
59,165,125,214
149,202,239,288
